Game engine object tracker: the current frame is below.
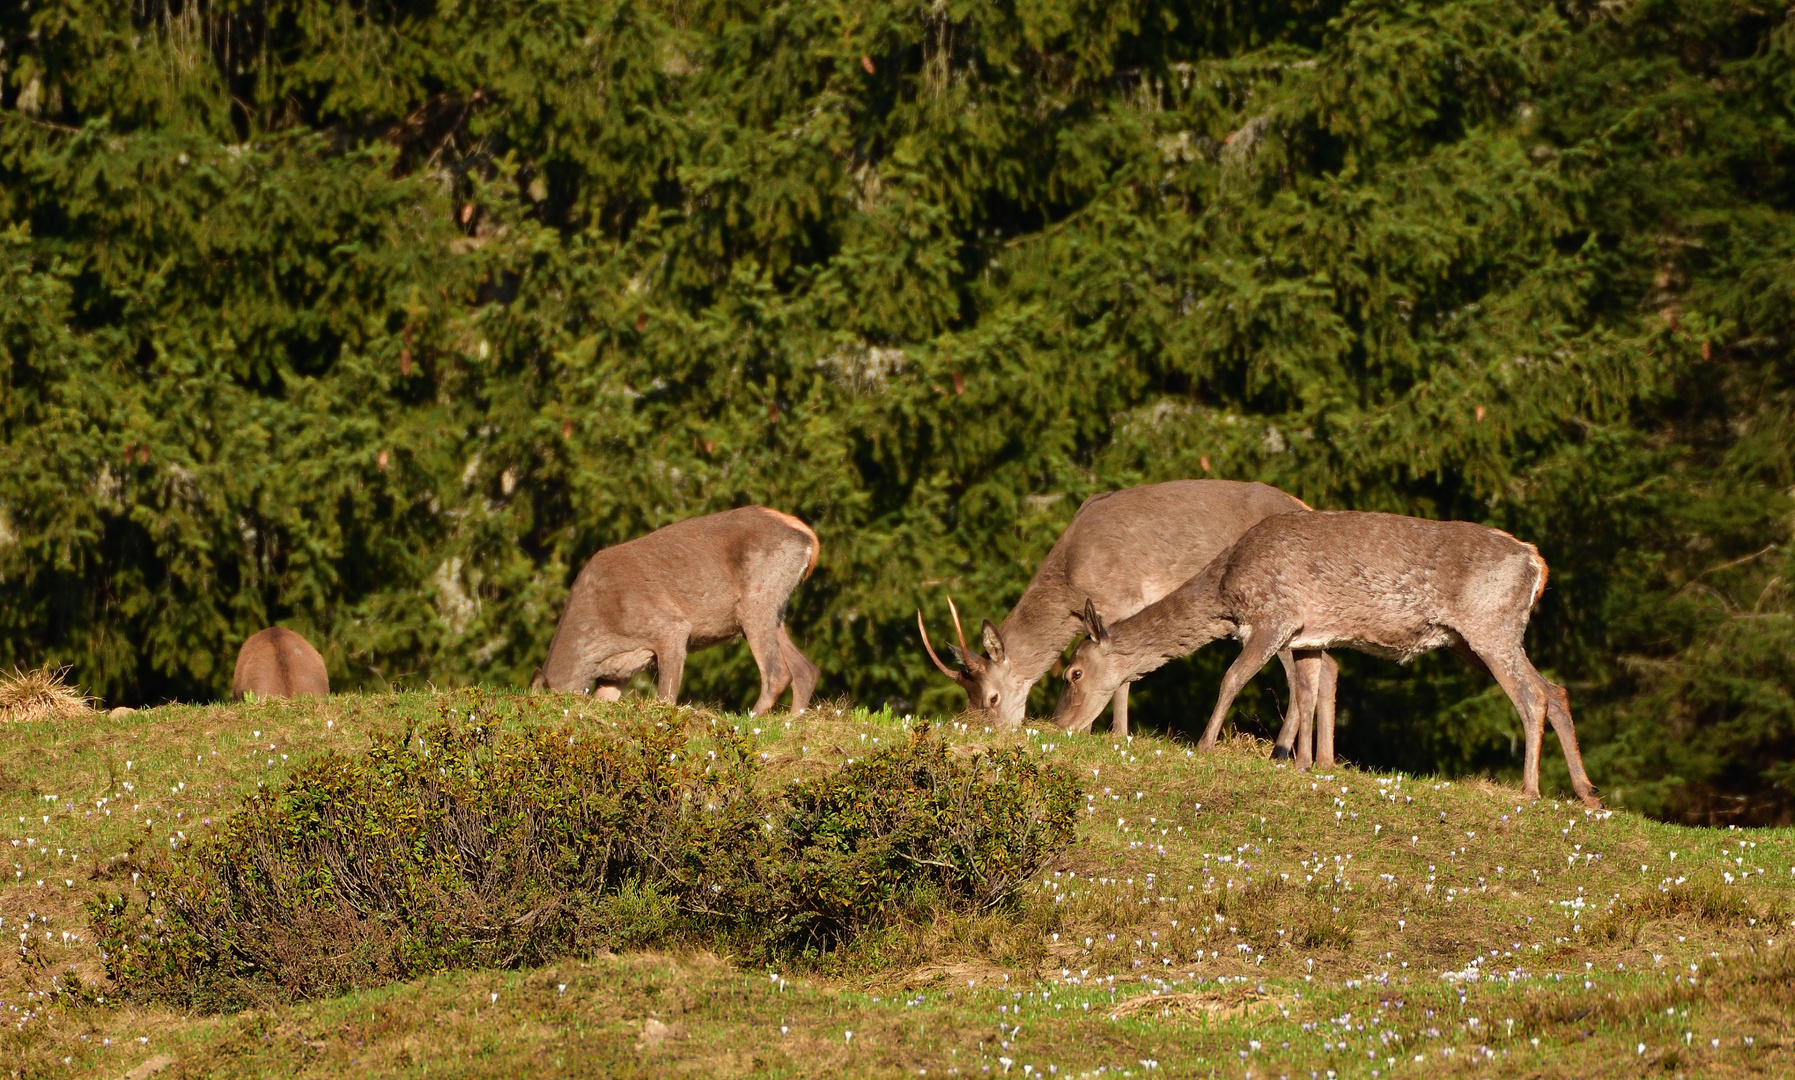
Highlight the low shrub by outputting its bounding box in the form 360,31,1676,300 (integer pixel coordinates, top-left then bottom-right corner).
90,705,1080,1008
91,701,773,1008
778,730,1082,950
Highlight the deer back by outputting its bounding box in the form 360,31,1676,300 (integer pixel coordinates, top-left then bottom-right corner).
231,627,329,699
1218,511,1548,658
1003,480,1310,665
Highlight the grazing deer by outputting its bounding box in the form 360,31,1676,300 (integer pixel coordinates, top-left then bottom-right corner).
1052,511,1601,808
530,506,821,715
231,627,330,699
918,479,1339,759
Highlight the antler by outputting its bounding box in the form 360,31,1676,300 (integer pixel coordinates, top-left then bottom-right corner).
917,609,965,683
946,594,971,661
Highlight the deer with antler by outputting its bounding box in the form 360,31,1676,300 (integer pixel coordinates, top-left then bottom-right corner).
918,479,1340,763
1052,510,1602,807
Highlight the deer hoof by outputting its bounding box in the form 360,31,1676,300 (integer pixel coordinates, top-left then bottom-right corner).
1270,745,1292,762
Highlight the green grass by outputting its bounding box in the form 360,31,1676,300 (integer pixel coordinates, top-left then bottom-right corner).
4,692,1794,1078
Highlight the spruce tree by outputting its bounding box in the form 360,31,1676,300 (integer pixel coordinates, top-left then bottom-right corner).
1,0,1789,818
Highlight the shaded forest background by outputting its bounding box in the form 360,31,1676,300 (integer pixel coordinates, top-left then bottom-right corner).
1,0,1791,823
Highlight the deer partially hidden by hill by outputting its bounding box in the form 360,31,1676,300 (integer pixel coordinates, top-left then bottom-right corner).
1052,510,1602,808
531,506,821,715
919,479,1339,764
231,627,330,699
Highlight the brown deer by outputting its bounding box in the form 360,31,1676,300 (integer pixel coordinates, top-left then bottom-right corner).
231,627,330,699
918,479,1339,761
530,506,821,715
1052,510,1602,808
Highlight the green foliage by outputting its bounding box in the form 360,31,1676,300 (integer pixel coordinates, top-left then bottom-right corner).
89,702,767,1007
1592,544,1795,824
781,723,1081,943
88,705,1080,1008
1,0,1792,818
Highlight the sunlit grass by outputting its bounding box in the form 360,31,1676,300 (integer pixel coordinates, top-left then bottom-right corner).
4,691,1793,1077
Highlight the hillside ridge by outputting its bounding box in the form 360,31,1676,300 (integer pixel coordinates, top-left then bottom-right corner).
3,692,1791,1077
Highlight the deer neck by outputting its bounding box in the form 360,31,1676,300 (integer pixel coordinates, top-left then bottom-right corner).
995,586,1087,681
1110,569,1235,678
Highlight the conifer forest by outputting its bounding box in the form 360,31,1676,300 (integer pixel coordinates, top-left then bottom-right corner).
2,0,1792,824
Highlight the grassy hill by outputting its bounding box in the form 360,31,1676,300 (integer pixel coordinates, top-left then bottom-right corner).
4,692,1793,1078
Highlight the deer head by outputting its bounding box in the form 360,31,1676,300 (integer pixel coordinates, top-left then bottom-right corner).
1052,600,1128,733
917,597,1029,727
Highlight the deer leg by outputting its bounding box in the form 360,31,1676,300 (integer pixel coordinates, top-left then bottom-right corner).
1451,638,1595,804
1270,650,1305,762
1110,685,1129,737
1449,640,1493,678
1312,652,1339,770
743,619,790,716
1197,626,1286,751
1462,641,1549,800
653,639,688,705
1546,682,1602,808
778,625,820,715
1292,650,1327,770
593,683,623,702
1294,690,1315,769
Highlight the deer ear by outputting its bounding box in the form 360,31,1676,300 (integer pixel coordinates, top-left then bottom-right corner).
1081,599,1110,647
981,620,1007,663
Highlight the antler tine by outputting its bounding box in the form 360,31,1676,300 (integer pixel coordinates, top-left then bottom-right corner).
946,594,972,660
917,609,964,682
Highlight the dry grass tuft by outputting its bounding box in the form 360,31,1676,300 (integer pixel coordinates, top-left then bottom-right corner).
1107,987,1283,1023
0,666,95,724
